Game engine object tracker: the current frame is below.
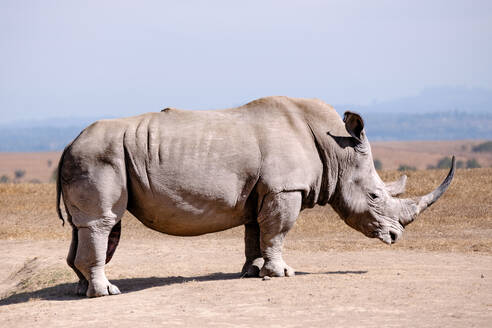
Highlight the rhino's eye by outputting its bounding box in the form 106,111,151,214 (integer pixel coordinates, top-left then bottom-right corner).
369,192,379,200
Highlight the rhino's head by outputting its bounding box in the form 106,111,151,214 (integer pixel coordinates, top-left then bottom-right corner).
329,111,455,244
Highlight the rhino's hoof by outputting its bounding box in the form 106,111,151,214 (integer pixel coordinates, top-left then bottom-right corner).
259,261,295,278
107,283,121,295
86,281,121,298
241,258,264,278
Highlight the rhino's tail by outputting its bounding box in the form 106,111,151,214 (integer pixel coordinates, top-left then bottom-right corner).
56,145,71,226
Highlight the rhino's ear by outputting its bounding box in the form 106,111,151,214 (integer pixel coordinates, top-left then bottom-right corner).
343,111,365,142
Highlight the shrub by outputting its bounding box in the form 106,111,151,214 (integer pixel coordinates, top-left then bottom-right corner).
373,159,383,170
398,164,416,172
436,157,453,169
466,158,481,169
0,175,10,183
50,168,58,183
429,157,464,170
14,169,26,180
472,141,492,153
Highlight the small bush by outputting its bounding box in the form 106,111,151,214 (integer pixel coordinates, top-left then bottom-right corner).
466,158,481,169
436,157,453,169
50,168,58,183
429,157,464,170
472,141,492,153
398,164,416,172
373,158,383,170
0,175,10,183
14,169,26,180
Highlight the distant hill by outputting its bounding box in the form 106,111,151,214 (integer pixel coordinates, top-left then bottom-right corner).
0,86,491,151
0,116,112,152
356,111,492,141
335,86,492,141
337,86,492,113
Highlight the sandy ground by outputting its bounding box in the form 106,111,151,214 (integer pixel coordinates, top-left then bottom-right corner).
0,166,490,326
1,236,491,327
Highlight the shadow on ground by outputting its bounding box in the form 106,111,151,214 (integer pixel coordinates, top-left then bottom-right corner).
0,272,238,306
0,270,367,306
295,270,368,276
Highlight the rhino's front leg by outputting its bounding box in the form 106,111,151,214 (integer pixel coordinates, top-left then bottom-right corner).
241,222,264,277
258,192,301,277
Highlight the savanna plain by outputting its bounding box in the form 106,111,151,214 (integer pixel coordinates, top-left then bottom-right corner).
0,144,491,327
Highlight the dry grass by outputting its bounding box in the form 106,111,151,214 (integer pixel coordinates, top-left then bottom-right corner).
0,168,490,254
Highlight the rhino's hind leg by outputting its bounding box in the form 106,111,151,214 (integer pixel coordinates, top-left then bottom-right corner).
257,192,301,278
67,226,89,296
74,220,122,298
241,222,264,277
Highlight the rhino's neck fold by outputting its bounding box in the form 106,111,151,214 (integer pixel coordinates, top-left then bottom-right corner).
307,123,338,207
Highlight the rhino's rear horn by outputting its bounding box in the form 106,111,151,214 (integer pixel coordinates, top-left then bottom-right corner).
385,175,407,196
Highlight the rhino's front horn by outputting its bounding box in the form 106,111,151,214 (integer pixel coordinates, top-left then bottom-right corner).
416,156,455,213
399,156,455,226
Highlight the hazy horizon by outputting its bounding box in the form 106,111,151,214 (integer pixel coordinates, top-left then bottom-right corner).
1,0,492,122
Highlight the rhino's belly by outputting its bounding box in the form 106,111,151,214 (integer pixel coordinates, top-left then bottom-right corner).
127,195,252,236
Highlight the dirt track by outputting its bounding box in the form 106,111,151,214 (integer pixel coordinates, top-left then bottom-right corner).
1,237,491,327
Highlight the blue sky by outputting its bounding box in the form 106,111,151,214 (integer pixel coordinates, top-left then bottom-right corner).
1,0,491,122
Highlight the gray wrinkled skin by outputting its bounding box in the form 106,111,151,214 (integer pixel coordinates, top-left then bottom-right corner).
56,96,455,297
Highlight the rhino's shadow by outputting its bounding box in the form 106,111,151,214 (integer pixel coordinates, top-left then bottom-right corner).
0,270,367,306
0,272,238,306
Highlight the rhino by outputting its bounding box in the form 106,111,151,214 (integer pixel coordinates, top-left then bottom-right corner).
56,96,455,297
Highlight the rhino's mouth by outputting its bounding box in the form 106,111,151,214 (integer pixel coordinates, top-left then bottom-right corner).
377,228,403,245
